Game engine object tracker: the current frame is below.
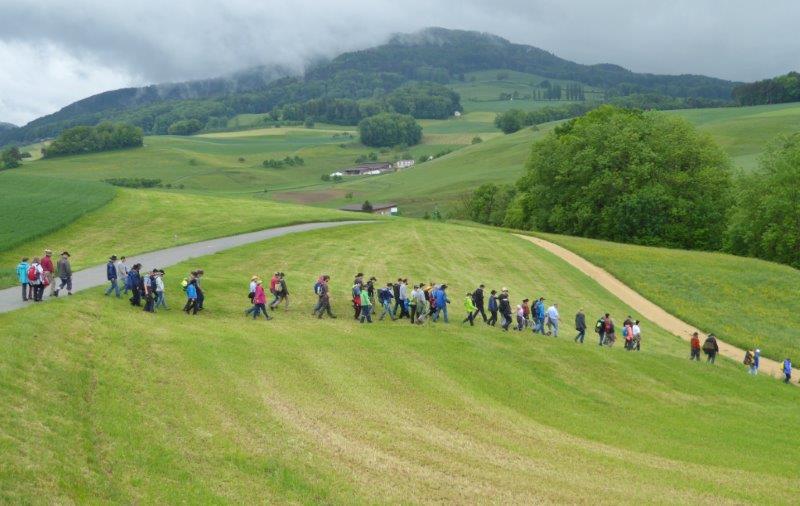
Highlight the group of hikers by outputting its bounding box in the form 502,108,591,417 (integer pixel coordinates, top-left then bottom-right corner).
11,252,796,384
15,250,73,302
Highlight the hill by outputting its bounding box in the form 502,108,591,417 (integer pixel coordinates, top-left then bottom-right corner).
0,28,737,146
0,122,17,132
2,220,798,502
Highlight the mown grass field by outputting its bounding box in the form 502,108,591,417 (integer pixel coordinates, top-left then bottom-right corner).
539,232,800,362
0,171,116,253
2,220,798,503
0,189,362,288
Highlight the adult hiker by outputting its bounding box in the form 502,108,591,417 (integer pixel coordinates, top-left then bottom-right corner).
515,304,525,331
116,256,129,294
105,255,120,297
27,257,45,302
690,332,701,361
487,290,498,326
184,275,199,315
783,358,792,384
41,249,55,297
359,282,373,323
574,308,586,344
379,283,396,321
408,284,419,323
143,269,157,313
314,275,336,319
546,303,560,337
602,314,615,346
194,270,205,311
472,284,487,323
595,315,606,345
54,251,72,296
632,320,642,351
246,276,261,317
128,264,142,306
251,279,272,320
750,348,760,375
463,292,477,326
623,319,634,350
154,270,167,309
432,284,451,323
271,272,289,310
269,272,280,307
352,280,362,320
521,298,531,329
703,334,719,363
366,277,376,301
498,288,512,332
16,257,30,302
533,297,546,335
393,279,408,318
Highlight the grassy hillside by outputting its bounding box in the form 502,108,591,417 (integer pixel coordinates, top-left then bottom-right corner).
539,232,800,362
1,220,797,503
0,190,360,288
0,172,116,253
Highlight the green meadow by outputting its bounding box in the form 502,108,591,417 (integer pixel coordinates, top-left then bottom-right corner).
2,220,798,503
539,232,800,362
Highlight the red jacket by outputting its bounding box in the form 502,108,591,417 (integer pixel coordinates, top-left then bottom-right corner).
269,276,279,293
691,336,701,350
254,285,266,304
41,256,54,272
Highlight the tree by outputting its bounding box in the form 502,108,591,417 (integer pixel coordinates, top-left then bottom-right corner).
167,119,203,135
1,146,22,169
362,200,373,212
513,106,733,250
494,109,527,134
304,116,315,128
726,134,800,267
358,113,422,147
43,123,143,158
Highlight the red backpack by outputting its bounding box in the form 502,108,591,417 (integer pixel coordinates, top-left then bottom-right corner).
27,264,38,282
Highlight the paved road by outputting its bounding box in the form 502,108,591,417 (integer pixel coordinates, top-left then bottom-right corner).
0,221,369,314
515,233,793,383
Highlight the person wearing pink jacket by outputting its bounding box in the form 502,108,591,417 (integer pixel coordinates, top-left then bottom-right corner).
251,280,272,321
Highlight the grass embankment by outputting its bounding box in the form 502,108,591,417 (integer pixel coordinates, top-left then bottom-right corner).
0,189,364,288
0,172,116,252
540,232,800,362
1,220,798,503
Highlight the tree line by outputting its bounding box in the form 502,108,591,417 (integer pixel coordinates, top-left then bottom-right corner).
466,105,800,268
43,123,143,158
732,72,800,106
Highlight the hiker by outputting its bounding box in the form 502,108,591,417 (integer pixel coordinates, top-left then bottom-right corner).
424,281,437,318
269,272,280,307
432,284,450,323
750,349,760,375
472,284,487,323
352,280,362,320
690,332,701,361
155,270,167,309
703,334,719,363
498,288,512,331
183,275,199,315
408,284,419,323
743,349,754,370
314,275,336,319
623,320,634,350
521,299,531,329
16,257,30,302
392,279,407,318
515,304,525,331
463,292,477,326
783,358,792,384
632,320,641,351
602,314,615,346
574,309,586,343
366,277,376,301
272,272,289,310
595,315,606,345
379,283,396,321
359,283,373,323
53,251,72,296
143,269,156,313
251,279,272,320
27,257,45,302
41,249,55,297
105,255,121,297
246,276,261,316
194,270,205,311
128,264,142,306
546,303,560,337
116,256,129,294
487,290,498,326
533,297,546,334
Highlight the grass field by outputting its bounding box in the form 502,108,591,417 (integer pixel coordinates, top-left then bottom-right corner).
2,220,798,503
0,171,116,253
539,232,800,362
0,189,362,288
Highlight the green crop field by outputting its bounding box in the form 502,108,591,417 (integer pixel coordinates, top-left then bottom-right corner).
0,189,362,288
539,232,800,362
0,171,116,253
2,220,797,503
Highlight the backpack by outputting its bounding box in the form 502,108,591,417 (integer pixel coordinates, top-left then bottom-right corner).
743,351,753,365
314,281,322,295
27,265,38,282
622,326,629,338
181,278,189,291
702,338,716,352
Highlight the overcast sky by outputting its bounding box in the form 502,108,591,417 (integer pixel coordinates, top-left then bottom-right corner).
1,0,798,125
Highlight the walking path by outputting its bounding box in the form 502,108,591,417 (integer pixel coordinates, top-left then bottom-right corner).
515,234,790,381
0,221,369,314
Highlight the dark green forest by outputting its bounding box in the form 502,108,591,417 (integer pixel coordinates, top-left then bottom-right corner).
732,72,800,105
43,123,143,158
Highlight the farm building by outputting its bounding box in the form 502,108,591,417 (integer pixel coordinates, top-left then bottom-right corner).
341,162,394,176
393,159,415,170
340,202,398,216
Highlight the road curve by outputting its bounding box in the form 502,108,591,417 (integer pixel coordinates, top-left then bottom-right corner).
0,221,371,314
514,233,791,382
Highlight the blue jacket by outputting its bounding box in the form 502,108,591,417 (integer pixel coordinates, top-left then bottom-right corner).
127,270,140,290
378,287,393,304
535,301,545,319
16,262,29,284
434,288,449,307
753,351,760,367
106,261,117,280
186,282,197,299
488,295,498,311
784,359,792,375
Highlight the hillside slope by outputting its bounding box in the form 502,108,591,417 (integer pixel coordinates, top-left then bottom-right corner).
1,220,797,503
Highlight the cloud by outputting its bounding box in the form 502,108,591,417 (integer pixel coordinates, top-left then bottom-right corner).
1,0,799,124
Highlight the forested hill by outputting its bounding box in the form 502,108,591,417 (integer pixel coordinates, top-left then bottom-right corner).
2,27,738,146
0,122,16,132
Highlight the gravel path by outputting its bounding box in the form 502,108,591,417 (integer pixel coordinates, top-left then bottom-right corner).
0,221,369,314
515,234,791,382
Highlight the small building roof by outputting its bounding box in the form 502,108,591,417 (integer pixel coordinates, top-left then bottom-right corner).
340,202,397,212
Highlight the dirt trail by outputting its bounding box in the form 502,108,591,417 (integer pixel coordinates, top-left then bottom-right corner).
515,234,790,382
